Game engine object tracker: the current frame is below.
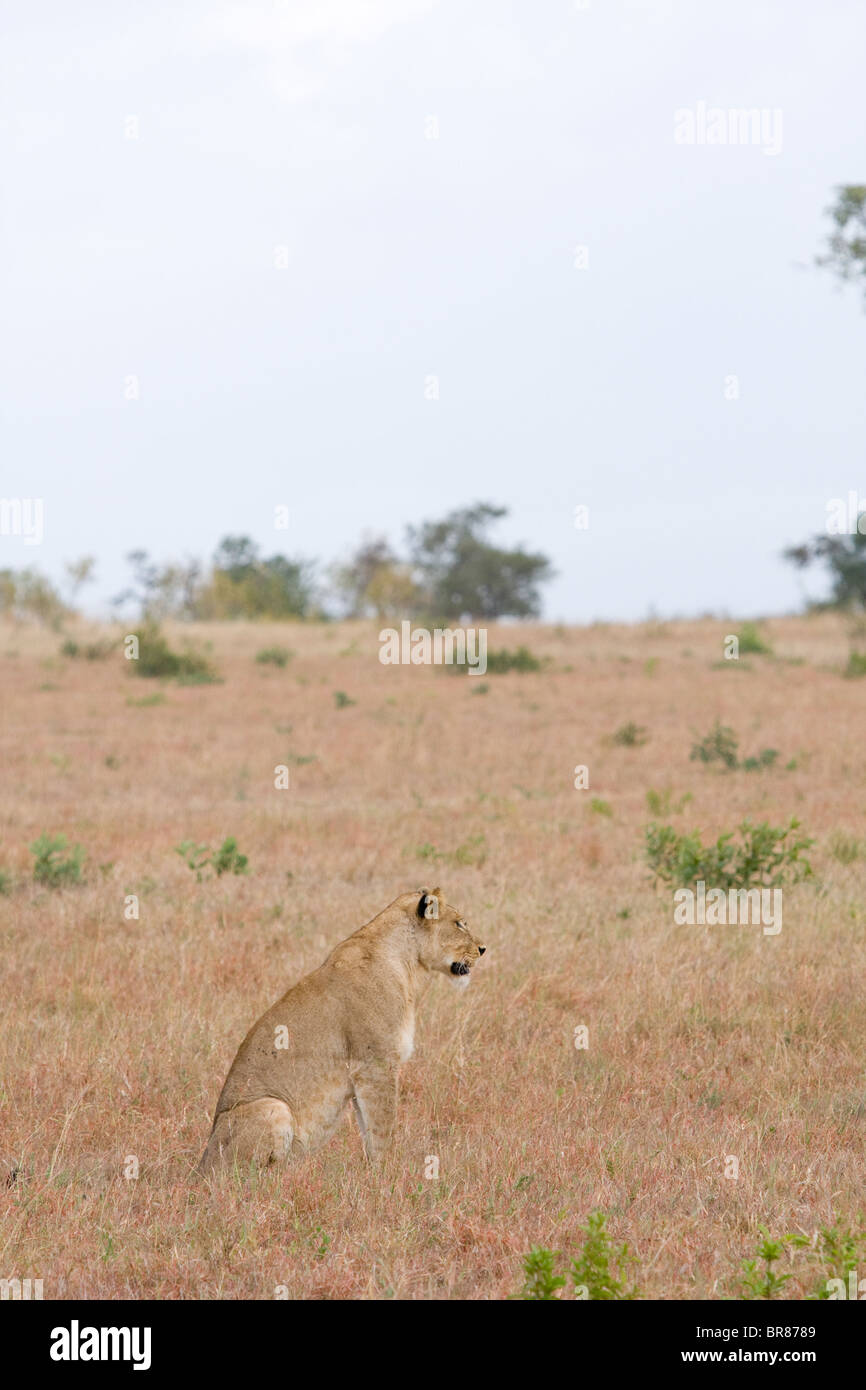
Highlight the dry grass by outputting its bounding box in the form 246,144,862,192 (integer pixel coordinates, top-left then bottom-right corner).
1,612,865,1300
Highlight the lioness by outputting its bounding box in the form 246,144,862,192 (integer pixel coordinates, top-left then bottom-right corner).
197,887,485,1175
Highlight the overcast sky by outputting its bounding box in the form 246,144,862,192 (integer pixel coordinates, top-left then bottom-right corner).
2,0,864,622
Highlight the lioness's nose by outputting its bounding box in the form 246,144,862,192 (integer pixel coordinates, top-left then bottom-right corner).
478,945,486,955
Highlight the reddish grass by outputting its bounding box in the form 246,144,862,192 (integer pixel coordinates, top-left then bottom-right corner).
1,612,864,1299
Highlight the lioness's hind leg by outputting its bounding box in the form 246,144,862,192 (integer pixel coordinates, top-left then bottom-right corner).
197,1097,293,1177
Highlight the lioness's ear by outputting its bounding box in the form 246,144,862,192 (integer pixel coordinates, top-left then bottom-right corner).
417,888,440,921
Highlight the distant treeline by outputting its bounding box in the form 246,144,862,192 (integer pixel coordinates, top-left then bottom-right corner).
5,498,866,626
0,503,554,625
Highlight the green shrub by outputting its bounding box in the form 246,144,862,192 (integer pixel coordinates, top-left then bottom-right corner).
211,837,248,877
255,646,293,668
570,1210,637,1301
844,650,866,678
131,624,219,683
31,832,85,887
486,646,542,674
612,721,648,747
737,621,773,655
691,722,782,773
175,841,211,880
590,798,613,818
739,1228,794,1299
0,869,12,894
690,720,739,769
516,1213,638,1301
646,818,814,890
736,1223,866,1299
333,690,355,708
741,748,779,772
516,1247,566,1300
447,645,541,675
60,637,115,661
176,837,248,882
645,786,692,816
797,1224,866,1299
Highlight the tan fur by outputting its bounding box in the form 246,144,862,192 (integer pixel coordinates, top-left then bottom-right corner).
197,888,485,1176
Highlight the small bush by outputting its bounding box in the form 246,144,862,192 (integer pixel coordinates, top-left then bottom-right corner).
690,721,739,769
255,646,293,668
590,798,613,818
515,1212,638,1301
798,1224,866,1299
691,722,781,773
646,818,814,890
0,869,12,894
844,650,866,679
737,621,773,656
60,637,115,661
570,1211,637,1301
211,837,248,877
175,841,210,880
735,1222,866,1299
485,646,542,674
333,690,355,708
741,748,779,772
176,837,248,882
131,624,219,683
738,1228,794,1300
645,786,692,816
31,832,85,887
612,721,648,747
516,1247,566,1300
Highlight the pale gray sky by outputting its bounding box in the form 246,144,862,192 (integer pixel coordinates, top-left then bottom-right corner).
2,0,864,621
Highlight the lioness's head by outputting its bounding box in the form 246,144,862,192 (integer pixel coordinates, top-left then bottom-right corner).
411,887,486,986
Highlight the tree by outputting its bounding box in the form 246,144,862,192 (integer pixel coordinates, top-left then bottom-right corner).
198,536,316,619
406,503,553,620
784,523,866,610
0,568,68,625
112,550,202,621
331,535,422,619
816,185,866,306
63,555,96,606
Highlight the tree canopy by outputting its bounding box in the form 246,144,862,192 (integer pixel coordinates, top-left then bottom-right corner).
816,185,866,306
406,503,553,620
784,524,866,610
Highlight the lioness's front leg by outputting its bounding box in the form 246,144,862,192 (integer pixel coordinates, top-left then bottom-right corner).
350,1062,398,1162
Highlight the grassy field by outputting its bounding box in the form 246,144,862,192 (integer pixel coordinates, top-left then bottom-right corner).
1,612,865,1300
